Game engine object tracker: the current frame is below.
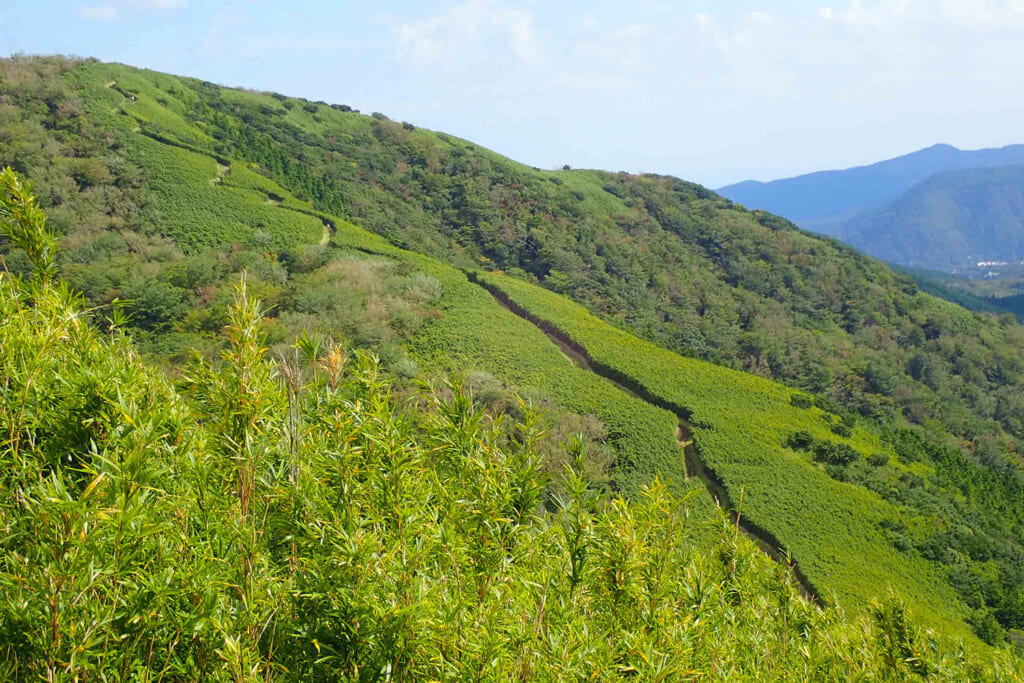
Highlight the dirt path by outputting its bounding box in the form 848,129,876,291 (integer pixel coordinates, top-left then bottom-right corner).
106,80,135,116
465,270,821,605
271,203,336,247
124,117,338,250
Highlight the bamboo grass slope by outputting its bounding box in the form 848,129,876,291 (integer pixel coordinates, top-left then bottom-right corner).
1,167,1022,680
473,269,979,644
464,269,822,603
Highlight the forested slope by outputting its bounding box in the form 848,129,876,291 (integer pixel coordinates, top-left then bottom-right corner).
64,60,1024,469
9,57,1024,466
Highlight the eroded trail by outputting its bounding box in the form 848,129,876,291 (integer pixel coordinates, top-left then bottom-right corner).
112,109,338,247
465,271,821,605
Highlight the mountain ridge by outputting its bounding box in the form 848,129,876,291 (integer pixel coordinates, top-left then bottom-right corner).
843,163,1024,268
717,142,1024,235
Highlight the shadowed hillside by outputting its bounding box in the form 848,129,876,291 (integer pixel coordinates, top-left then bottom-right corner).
843,164,1024,269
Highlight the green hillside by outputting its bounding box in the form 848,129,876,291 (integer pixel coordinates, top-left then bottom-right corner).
61,60,1024,468
5,55,1024,655
5,170,1021,680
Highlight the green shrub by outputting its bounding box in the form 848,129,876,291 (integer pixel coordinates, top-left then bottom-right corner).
791,393,813,409
786,430,815,450
868,452,890,467
831,420,854,438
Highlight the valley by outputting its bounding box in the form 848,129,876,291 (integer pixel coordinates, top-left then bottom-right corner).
719,144,1024,275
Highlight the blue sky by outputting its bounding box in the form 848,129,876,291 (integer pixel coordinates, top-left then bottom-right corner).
3,0,1024,187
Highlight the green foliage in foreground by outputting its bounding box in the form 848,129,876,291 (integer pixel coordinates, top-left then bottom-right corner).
1,169,1021,681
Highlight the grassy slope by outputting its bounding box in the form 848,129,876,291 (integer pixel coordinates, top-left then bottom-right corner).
68,65,323,251
64,59,716,514
49,60,985,646
329,221,714,507
476,270,976,643
102,59,1024,485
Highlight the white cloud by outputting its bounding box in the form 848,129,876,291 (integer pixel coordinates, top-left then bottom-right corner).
381,0,1024,178
395,0,543,69
821,0,1024,30
550,72,642,93
503,7,542,64
744,11,780,26
76,0,186,21
571,23,653,71
695,12,713,34
690,1,1024,89
78,4,120,20
693,11,762,56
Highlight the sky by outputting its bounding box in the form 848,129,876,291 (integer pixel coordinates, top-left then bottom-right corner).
3,0,1024,187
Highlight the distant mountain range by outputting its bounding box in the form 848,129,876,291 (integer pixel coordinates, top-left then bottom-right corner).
843,164,1024,269
717,143,1024,269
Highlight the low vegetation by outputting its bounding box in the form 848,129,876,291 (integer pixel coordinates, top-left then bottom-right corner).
2,167,1022,680
4,55,1024,648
